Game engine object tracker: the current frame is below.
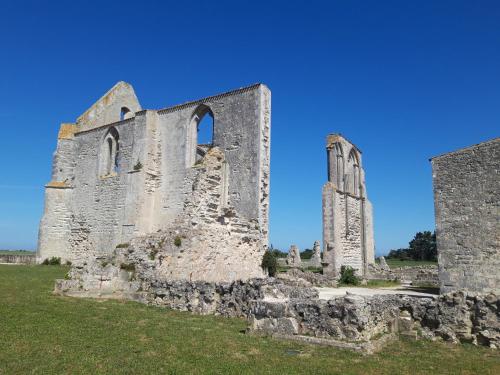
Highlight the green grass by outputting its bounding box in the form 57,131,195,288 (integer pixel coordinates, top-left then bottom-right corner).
0,250,35,256
383,258,438,268
0,265,498,374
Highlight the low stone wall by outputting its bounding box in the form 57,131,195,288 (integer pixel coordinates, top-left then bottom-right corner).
147,279,318,317
277,258,321,269
55,264,499,350
0,254,36,265
249,291,499,349
368,265,439,286
392,266,439,285
55,268,318,318
276,268,337,287
250,294,399,343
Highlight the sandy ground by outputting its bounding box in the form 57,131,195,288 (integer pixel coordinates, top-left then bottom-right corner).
315,287,436,299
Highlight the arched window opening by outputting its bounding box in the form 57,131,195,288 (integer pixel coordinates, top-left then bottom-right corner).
120,107,131,121
347,149,360,196
333,143,344,190
197,112,214,146
186,105,214,167
99,127,120,176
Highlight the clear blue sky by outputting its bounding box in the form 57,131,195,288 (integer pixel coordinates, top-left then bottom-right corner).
0,1,498,254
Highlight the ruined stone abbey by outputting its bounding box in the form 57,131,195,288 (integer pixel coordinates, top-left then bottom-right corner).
39,82,498,351
38,82,270,282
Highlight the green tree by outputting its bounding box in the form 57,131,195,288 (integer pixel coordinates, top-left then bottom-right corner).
387,248,410,260
300,249,313,260
339,266,360,285
408,231,436,261
268,244,287,258
261,251,278,277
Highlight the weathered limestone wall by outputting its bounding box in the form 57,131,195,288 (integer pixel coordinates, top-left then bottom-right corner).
39,82,270,282
69,118,145,261
322,134,375,276
431,138,500,294
368,264,439,286
153,84,270,242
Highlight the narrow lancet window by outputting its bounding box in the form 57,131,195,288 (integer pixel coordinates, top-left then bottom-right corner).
347,149,360,196
99,127,119,176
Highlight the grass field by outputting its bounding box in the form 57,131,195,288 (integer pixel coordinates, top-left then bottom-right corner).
0,265,498,374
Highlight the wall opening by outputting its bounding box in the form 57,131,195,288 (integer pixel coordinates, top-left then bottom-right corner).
347,149,359,196
99,127,120,176
120,107,131,121
187,104,214,167
333,142,344,190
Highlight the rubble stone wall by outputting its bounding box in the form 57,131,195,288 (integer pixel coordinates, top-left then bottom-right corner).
431,138,500,293
249,291,499,348
55,272,499,349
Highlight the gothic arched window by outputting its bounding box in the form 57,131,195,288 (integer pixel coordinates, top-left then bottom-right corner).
186,104,214,167
347,149,360,196
332,142,344,189
99,127,119,176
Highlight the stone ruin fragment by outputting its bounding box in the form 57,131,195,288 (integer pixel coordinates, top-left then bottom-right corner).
322,134,375,277
378,256,391,272
286,245,302,267
310,240,322,267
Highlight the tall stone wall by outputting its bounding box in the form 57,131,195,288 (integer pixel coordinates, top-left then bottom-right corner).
38,82,271,282
431,138,500,294
322,134,375,276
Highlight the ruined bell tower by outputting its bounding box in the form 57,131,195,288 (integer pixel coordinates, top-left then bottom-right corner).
322,134,375,277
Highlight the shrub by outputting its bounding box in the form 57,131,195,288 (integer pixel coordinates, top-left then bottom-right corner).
42,257,61,266
261,251,278,277
174,236,182,247
339,265,360,285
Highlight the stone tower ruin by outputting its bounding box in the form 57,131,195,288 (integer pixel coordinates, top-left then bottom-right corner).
322,134,375,276
38,82,270,282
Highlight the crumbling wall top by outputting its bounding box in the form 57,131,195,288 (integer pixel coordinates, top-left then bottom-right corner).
76,81,142,129
326,133,362,154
